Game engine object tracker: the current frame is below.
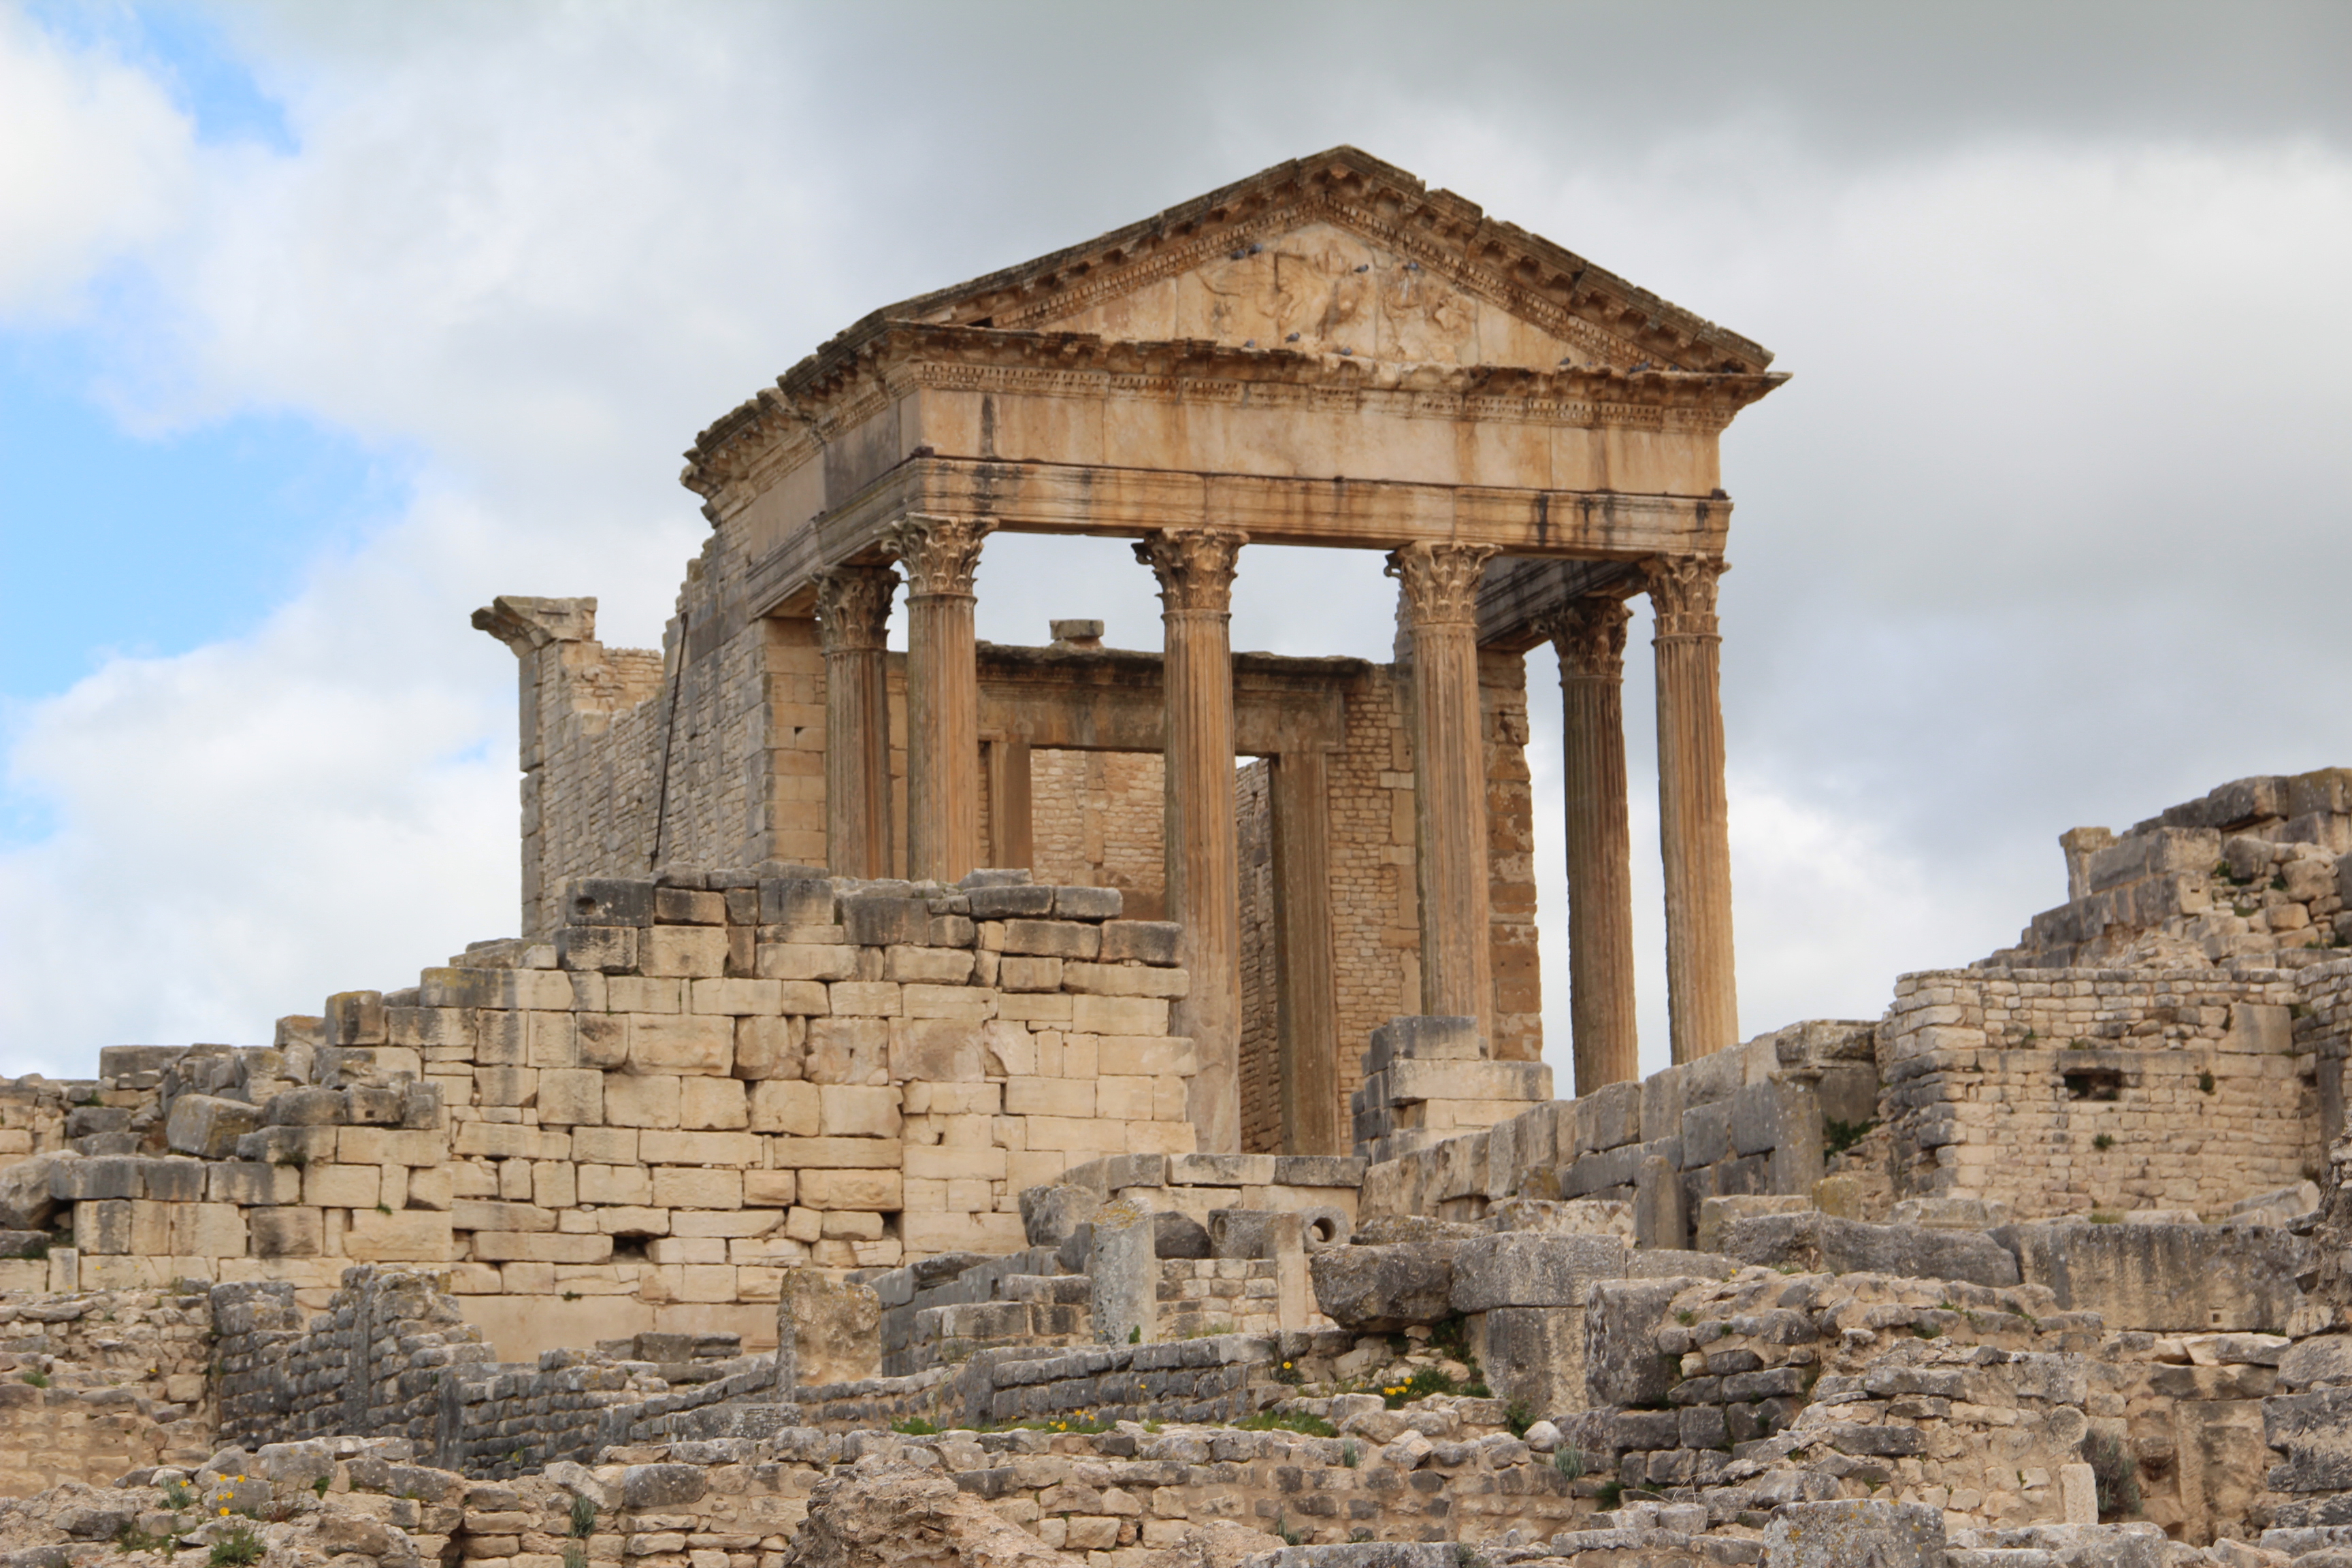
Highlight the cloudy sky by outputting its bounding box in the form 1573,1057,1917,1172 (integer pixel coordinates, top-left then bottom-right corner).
3,1,2349,1083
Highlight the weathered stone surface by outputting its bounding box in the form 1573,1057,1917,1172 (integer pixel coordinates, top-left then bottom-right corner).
1995,1220,2302,1332
1153,1209,1211,1259
784,1463,1077,1568
1306,1243,1456,1331
1720,1212,2020,1287
2281,1333,2352,1390
163,1095,262,1160
1761,1499,1944,1568
1019,1185,1100,1248
1447,1231,1628,1311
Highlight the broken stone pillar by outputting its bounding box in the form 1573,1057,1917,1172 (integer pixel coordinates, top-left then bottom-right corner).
1389,540,1501,1036
1089,1197,1157,1346
1550,593,1639,1094
815,564,899,879
1644,554,1738,1063
1137,527,1247,1155
775,1269,881,1391
885,514,992,884
985,738,1033,870
1633,1152,1686,1250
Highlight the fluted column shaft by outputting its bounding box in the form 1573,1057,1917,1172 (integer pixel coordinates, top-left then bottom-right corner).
1390,542,1501,1036
1646,555,1738,1062
885,515,992,884
1552,595,1641,1093
815,565,898,879
1137,527,1247,1155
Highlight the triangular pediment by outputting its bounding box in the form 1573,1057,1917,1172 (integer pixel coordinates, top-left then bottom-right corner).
813,147,1771,379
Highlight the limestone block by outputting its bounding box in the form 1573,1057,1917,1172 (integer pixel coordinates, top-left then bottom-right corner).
799,1168,901,1209
475,1066,537,1107
885,945,975,984
577,1013,628,1069
750,1080,820,1135
304,1164,380,1209
806,1017,889,1083
906,1143,1006,1181
679,1077,750,1130
1089,1196,1156,1345
78,1198,131,1254
1053,886,1122,920
783,1206,823,1243
336,1126,444,1165
890,1017,982,1082
760,943,858,982
1307,1243,1457,1330
830,981,904,1017
604,1074,683,1128
901,1211,1026,1254
1995,1220,2302,1332
641,1128,760,1164
653,1166,742,1209
819,1210,882,1239
1720,1213,2020,1288
966,885,1054,919
325,990,388,1045
343,1209,455,1262
249,1207,323,1258
1066,994,1163,1036
629,1013,732,1075
1094,1076,1154,1120
573,1126,638,1162
691,978,783,1015
532,1160,576,1208
453,1198,555,1232
557,926,638,975
1450,1232,1629,1311
982,1020,1037,1076
1007,1078,1094,1117
1384,1058,1552,1105
580,1164,653,1205
208,1162,301,1206
406,1166,453,1210
593,1205,670,1234
1695,1194,1810,1254
1762,1501,1944,1568
538,1068,604,1126
1475,1306,1586,1420
841,894,932,946
654,886,725,925
1099,921,1180,966
170,1202,248,1257
775,1267,880,1388
475,1231,612,1264
263,1086,344,1126
165,1094,262,1159
819,1084,903,1138
1020,1184,1101,1247
743,1169,798,1207
734,1015,807,1081
641,926,728,978
1096,1037,1196,1077
904,983,994,1021
775,1134,904,1168
1060,963,1188,998
999,919,1101,960
998,956,1062,992
760,876,837,927
1584,1277,1695,1407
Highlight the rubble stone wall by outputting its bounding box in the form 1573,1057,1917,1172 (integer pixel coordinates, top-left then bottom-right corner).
0,1287,216,1494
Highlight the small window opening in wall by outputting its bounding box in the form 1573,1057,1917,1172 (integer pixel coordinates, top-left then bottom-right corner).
2065,1070,2123,1102
612,1234,653,1262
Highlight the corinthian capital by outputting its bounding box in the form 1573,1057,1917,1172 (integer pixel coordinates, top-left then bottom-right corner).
883,514,994,598
1385,542,1499,627
1545,595,1633,679
1134,527,1247,615
1642,554,1729,638
813,564,898,653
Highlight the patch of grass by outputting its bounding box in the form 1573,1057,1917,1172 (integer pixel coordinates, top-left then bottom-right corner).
1127,1325,1141,1344
892,1417,941,1435
2068,1038,2093,1051
311,1475,330,1499
1339,1439,1360,1468
2093,1134,2116,1152
21,1369,48,1388
1503,1399,1533,1439
1273,1514,1304,1548
564,1546,587,1568
2089,1211,2121,1224
208,1526,263,1568
568,1493,598,1538
2087,1432,2141,1520
1273,1356,1304,1386
2198,1071,2216,1095
1237,1409,1336,1437
1379,1367,1467,1409
1913,1322,1942,1340
1594,1479,1624,1509
1553,1447,1584,1482
1824,1117,1876,1158
1674,1309,1696,1326
163,1481,194,1511
116,1522,176,1554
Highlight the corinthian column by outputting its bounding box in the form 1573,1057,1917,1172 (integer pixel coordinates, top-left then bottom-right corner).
815,564,898,879
1135,526,1247,1155
882,514,992,884
1548,595,1640,1094
1388,541,1501,1036
1645,554,1737,1062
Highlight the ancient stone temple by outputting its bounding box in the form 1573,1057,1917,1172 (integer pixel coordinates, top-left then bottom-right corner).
477,146,1785,1164
11,148,2352,1567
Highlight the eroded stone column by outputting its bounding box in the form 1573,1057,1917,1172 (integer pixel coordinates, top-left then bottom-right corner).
1388,541,1501,1036
1645,554,1738,1062
814,564,898,879
1270,751,1340,1155
883,514,992,884
1550,594,1640,1094
1135,525,1247,1155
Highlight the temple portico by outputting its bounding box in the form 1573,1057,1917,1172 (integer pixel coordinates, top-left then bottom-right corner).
490,146,1782,1161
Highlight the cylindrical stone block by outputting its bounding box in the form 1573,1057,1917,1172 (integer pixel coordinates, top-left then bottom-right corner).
1552,595,1640,1094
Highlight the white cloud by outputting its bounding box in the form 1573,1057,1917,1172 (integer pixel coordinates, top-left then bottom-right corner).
0,10,193,318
